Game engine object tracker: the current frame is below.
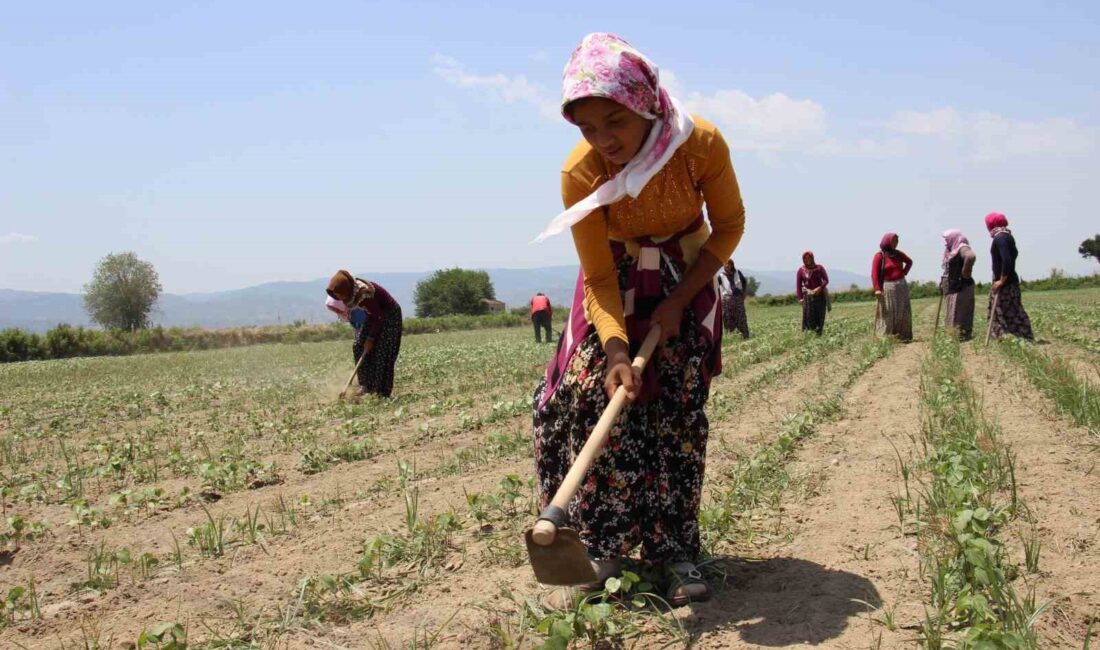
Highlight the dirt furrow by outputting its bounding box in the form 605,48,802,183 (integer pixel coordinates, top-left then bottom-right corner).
964,347,1100,647
684,341,926,649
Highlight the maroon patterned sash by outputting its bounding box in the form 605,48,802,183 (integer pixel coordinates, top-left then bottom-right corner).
540,215,722,407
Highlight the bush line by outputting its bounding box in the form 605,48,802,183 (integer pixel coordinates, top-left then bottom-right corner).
0,312,553,364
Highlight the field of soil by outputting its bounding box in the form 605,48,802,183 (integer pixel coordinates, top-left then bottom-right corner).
1,290,1097,649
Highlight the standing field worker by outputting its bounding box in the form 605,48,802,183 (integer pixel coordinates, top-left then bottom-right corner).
531,33,745,607
941,229,977,340
871,232,914,342
325,270,403,397
796,251,829,335
531,292,553,343
984,212,1034,341
718,259,751,339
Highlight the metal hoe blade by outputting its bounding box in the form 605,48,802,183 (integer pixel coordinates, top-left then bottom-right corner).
524,527,598,586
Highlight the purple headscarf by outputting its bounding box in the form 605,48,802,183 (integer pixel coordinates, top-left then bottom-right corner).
942,229,970,267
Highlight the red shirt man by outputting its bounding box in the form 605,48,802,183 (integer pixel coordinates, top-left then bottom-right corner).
530,293,552,343
531,294,552,315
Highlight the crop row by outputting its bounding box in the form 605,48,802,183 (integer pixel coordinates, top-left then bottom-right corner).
904,334,1047,647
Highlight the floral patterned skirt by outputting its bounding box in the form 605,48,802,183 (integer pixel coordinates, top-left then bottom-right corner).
532,257,714,563
802,293,828,335
988,283,1033,341
722,294,750,339
353,305,403,397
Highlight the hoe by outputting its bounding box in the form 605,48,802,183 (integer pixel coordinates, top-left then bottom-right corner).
525,326,660,586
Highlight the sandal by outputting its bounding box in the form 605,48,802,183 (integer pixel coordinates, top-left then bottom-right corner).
665,561,711,607
541,557,622,611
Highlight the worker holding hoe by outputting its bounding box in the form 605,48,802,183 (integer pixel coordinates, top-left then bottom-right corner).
529,33,745,608
325,270,403,398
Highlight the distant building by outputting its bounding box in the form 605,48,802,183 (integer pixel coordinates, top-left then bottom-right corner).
481,298,506,313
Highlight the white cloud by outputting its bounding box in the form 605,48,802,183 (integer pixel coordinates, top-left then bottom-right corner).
810,137,909,159
888,108,964,136
431,57,1093,163
888,107,1094,162
433,54,559,120
0,232,37,244
685,88,903,158
685,90,827,152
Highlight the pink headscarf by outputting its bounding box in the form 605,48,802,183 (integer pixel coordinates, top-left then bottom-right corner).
942,229,970,266
534,33,694,242
984,212,1010,238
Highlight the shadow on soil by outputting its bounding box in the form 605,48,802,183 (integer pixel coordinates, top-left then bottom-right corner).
688,556,883,646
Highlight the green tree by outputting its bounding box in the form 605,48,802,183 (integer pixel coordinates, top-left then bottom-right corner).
83,252,162,331
1079,234,1100,263
413,268,496,317
744,275,760,297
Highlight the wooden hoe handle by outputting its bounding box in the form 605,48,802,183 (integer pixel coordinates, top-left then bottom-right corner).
530,326,662,546
344,348,370,392
933,289,944,338
985,290,1000,346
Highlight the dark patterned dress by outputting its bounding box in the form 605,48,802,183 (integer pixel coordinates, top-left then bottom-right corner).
797,264,829,335
988,232,1033,341
348,281,403,397
720,268,751,339
987,284,1033,341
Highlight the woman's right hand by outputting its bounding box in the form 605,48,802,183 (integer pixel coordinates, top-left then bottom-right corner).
603,339,641,401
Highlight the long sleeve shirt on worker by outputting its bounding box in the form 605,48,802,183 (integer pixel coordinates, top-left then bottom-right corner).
795,266,829,301
348,282,398,340
871,251,913,291
990,233,1021,285
562,116,746,346
944,246,977,293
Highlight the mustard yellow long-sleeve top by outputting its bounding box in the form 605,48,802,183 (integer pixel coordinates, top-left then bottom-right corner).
562,116,746,346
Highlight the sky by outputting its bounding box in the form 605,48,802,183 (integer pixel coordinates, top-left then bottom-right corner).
1,0,1098,294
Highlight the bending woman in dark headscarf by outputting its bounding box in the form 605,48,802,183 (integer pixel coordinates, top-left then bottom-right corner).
984,213,1033,341
796,251,829,335
941,229,977,340
871,232,913,342
326,270,403,397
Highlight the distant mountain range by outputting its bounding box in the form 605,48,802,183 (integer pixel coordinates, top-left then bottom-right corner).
1,266,868,333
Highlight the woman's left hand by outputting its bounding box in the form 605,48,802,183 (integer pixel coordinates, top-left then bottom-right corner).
650,298,684,346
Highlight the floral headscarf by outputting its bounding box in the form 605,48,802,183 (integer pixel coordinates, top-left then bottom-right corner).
942,229,970,267
984,212,1010,238
534,33,694,242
